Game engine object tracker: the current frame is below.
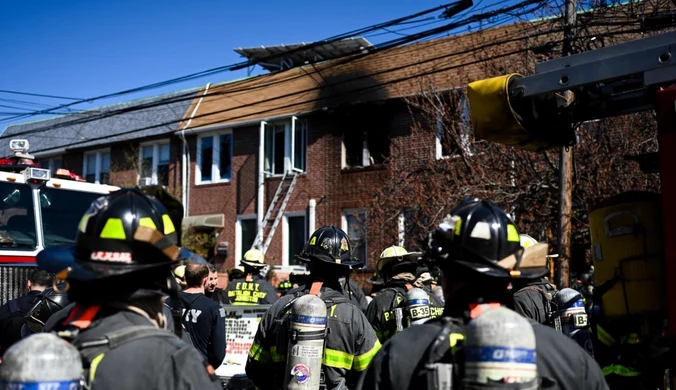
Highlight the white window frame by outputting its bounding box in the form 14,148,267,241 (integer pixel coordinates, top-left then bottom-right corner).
196,130,233,185
435,90,472,160
341,208,368,263
83,148,111,185
235,214,258,267
137,140,170,186
282,211,307,266
263,117,307,177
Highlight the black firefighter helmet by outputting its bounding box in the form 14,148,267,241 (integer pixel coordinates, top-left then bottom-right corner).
37,188,182,282
295,226,362,269
21,287,70,337
426,198,548,280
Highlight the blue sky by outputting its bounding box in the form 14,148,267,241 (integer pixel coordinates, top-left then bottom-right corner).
0,0,527,130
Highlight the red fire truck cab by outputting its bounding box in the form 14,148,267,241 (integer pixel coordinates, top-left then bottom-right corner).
0,139,119,301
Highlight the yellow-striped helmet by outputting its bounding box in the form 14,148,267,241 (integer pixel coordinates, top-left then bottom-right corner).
70,188,181,278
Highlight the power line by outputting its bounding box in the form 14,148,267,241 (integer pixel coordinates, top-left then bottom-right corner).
2,0,473,125
12,20,566,147
4,0,544,136
0,89,82,101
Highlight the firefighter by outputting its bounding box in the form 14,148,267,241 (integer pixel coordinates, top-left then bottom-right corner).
224,249,279,305
246,226,381,390
512,234,559,327
357,198,609,390
365,246,444,343
36,188,222,390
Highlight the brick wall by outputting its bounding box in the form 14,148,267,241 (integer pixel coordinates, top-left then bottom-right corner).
183,98,430,283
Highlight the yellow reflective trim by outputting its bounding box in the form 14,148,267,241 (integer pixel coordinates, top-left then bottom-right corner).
99,218,126,239
450,333,465,354
89,353,105,383
249,342,270,363
353,340,382,371
78,215,90,233
162,214,176,235
270,346,285,363
309,236,317,245
323,348,354,370
603,364,640,377
595,325,616,347
330,305,337,317
138,217,157,231
507,225,519,242
454,219,462,236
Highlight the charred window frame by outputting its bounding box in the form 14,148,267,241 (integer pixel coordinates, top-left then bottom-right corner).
341,105,391,169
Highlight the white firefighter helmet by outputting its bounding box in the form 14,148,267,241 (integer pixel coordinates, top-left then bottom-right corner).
377,246,421,273
241,248,266,268
519,234,539,249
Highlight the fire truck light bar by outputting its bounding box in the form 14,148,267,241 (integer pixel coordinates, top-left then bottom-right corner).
24,167,50,182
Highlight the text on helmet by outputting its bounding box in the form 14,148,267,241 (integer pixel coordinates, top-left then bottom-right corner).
90,251,133,263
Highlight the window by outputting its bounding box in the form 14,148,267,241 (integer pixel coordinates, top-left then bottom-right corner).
436,91,472,159
236,215,258,265
83,150,110,185
264,117,307,176
0,182,36,250
38,157,62,175
139,142,170,186
342,109,390,169
342,208,368,265
283,212,307,266
196,132,233,184
40,188,105,247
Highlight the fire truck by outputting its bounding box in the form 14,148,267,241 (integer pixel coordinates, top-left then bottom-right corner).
0,139,118,303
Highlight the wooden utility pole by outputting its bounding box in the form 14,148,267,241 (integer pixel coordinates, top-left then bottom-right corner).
556,0,577,289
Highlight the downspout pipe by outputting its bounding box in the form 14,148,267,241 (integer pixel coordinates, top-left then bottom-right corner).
180,82,211,217
308,199,316,235
258,121,267,229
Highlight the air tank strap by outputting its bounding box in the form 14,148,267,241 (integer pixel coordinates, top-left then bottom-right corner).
468,303,501,319
64,304,103,329
310,281,323,296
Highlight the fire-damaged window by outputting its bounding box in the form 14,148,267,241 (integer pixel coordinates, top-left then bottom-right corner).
341,106,391,169
436,91,472,159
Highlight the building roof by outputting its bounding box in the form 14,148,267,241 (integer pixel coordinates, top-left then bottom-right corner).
0,88,200,156
180,21,540,132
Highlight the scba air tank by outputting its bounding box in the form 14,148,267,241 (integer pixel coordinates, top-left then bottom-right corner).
464,307,539,390
406,287,432,327
0,333,83,390
284,294,328,390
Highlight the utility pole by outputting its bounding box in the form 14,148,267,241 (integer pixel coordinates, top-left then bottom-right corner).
555,0,577,289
